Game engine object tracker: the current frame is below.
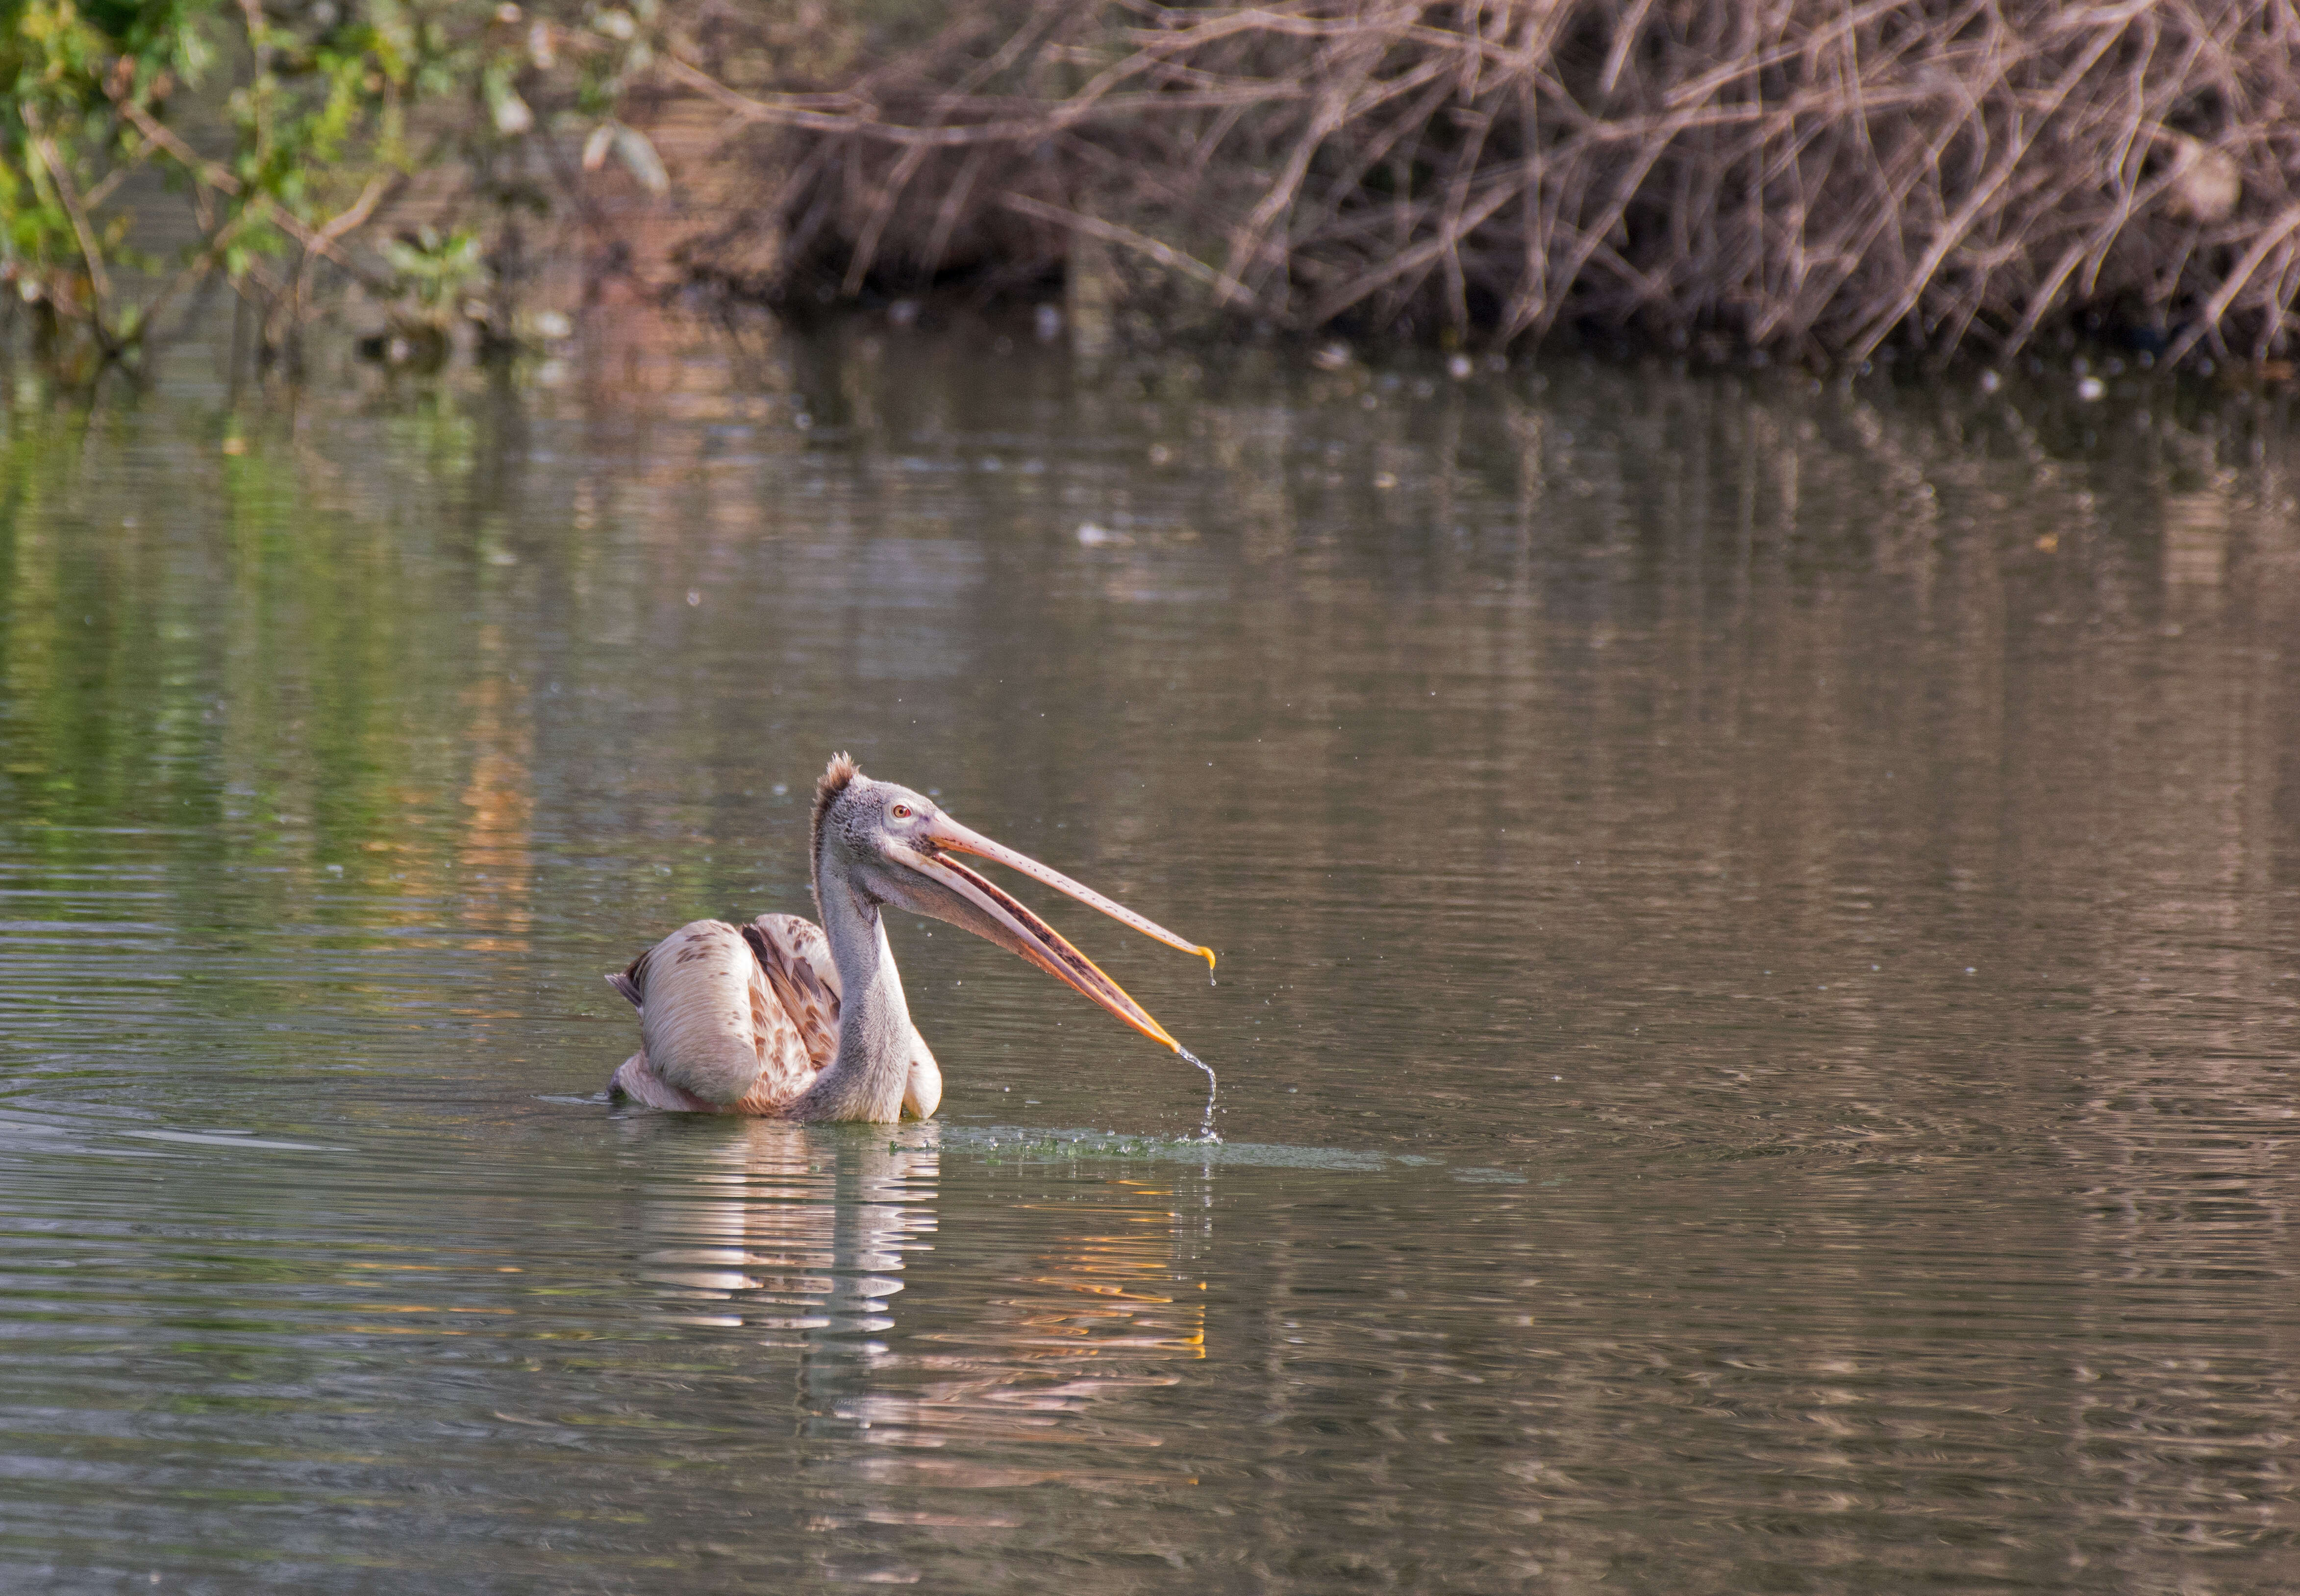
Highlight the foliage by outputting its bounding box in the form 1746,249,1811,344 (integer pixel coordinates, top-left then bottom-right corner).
379,223,482,315
0,0,663,370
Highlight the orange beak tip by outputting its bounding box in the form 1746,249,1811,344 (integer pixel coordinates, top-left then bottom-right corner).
1198,946,1217,971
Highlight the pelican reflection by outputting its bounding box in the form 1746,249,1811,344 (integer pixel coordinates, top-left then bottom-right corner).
627,1119,938,1340
617,1118,1212,1476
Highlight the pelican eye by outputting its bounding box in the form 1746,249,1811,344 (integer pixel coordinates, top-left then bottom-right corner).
891,803,912,819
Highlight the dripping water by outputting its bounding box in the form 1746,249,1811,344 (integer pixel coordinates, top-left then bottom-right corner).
1178,1047,1220,1142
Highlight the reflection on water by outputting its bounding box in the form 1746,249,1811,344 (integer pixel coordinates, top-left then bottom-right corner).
4,312,2300,1589
627,1119,1212,1498
632,1121,942,1337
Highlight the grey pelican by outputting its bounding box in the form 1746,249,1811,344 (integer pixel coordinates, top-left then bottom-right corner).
605,754,1213,1121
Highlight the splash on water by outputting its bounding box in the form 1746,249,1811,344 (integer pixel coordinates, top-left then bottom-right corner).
931,1124,1525,1178
1177,1046,1220,1142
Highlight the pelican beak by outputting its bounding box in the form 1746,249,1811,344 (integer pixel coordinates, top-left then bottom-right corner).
884,815,1213,1052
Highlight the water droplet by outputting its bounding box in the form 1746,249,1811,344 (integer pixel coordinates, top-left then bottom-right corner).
1176,1047,1219,1142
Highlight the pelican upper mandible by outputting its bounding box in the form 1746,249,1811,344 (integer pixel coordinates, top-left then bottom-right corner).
604,753,1215,1122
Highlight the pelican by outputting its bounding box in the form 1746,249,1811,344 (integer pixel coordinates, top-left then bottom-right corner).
605,754,1213,1121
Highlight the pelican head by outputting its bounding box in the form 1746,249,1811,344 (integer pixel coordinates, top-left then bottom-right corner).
811,754,1213,1051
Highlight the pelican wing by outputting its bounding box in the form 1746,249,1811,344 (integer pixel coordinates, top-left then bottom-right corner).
606,920,817,1108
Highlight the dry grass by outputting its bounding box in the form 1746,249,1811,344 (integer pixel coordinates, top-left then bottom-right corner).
647,1,2300,365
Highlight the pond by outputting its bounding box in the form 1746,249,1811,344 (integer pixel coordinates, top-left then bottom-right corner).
4,315,2300,1592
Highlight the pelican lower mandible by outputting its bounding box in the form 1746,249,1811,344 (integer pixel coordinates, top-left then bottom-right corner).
604,753,1215,1122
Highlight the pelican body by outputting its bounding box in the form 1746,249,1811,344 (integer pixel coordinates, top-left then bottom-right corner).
606,755,1211,1122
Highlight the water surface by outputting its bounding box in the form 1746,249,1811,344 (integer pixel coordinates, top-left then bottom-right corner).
4,320,2300,1591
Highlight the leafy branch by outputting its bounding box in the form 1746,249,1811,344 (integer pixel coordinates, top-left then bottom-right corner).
0,0,669,372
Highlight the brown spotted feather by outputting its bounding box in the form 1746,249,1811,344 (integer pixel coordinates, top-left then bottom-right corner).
740,913,938,1117
740,914,841,1069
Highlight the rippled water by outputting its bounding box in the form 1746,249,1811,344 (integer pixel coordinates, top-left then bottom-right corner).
5,317,2300,1591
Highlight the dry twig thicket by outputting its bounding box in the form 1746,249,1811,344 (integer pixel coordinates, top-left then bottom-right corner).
646,0,2300,365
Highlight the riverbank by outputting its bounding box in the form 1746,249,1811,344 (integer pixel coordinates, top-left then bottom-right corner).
617,0,2300,371
12,1,2298,377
